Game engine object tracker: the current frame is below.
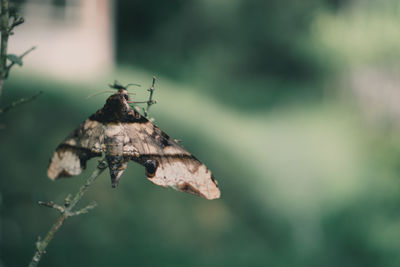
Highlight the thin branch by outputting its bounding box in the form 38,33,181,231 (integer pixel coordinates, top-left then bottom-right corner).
144,76,157,118
19,46,36,58
38,201,65,213
8,12,24,32
28,158,108,267
69,201,97,216
125,76,157,118
5,46,36,77
0,91,42,115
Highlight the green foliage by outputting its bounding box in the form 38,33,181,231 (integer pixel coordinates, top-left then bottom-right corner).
116,0,333,110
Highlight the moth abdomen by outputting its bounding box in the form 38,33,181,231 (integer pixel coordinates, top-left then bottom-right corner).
106,155,128,188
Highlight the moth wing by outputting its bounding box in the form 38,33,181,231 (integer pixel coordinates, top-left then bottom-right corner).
123,120,220,200
48,119,104,179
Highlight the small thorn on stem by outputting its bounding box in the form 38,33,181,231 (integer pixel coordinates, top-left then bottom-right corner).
38,201,65,213
38,201,54,208
64,194,72,207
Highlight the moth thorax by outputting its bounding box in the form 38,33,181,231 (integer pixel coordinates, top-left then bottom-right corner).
104,126,125,156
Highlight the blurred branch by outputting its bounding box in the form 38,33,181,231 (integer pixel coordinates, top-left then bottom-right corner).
0,0,34,97
5,46,36,77
0,91,42,115
0,0,10,96
28,158,108,267
8,9,24,33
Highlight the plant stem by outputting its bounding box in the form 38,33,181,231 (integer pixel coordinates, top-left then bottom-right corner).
144,76,156,118
0,0,9,97
28,158,107,267
0,91,42,115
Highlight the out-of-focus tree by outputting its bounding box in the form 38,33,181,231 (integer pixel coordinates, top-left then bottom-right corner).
117,0,344,108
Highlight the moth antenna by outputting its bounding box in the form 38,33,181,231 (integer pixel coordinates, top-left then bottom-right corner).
127,92,136,95
109,81,141,90
86,90,115,99
109,80,125,90
125,83,141,89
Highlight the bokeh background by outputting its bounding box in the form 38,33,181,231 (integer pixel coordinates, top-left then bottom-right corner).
2,0,400,266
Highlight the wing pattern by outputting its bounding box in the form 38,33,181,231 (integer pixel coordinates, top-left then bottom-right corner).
48,119,104,179
124,122,220,199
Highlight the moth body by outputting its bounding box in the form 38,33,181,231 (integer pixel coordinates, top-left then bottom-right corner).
48,86,221,199
104,123,129,187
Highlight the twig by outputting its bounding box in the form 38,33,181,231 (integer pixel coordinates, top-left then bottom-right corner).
143,76,157,118
0,91,42,115
69,201,97,216
8,10,24,33
28,158,108,267
5,46,36,78
38,201,65,213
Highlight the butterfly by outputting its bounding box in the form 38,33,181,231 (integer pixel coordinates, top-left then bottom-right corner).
47,81,220,200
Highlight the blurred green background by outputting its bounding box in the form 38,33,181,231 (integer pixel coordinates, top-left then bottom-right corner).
2,0,400,266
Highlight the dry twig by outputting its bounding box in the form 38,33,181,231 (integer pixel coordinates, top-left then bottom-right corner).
28,158,108,267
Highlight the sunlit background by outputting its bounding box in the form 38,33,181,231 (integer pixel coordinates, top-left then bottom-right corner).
2,0,400,266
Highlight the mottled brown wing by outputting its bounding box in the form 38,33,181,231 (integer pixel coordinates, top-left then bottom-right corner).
123,120,220,200
48,119,104,179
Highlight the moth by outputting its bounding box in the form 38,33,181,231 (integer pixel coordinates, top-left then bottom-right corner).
47,81,220,200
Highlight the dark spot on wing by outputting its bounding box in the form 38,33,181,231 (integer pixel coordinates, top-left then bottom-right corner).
150,126,171,148
211,174,219,186
144,159,158,178
160,131,171,147
70,123,84,138
178,182,202,197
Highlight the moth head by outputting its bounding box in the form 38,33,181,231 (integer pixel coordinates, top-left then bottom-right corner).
109,80,140,98
104,93,131,116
